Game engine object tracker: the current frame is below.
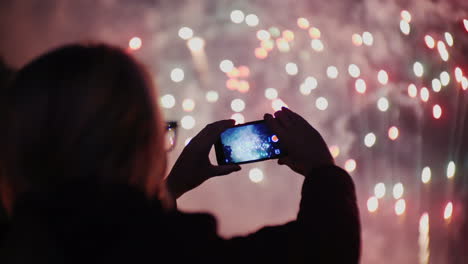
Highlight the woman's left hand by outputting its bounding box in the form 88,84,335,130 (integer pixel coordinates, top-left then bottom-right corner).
165,120,241,199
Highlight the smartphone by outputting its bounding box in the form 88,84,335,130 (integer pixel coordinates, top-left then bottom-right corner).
215,120,283,165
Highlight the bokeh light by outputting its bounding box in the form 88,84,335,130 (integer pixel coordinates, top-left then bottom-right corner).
393,183,404,199
374,182,386,199
310,39,324,51
444,202,453,220
377,97,389,112
230,10,245,24
329,145,340,158
377,70,389,85
182,98,195,112
265,88,278,100
181,115,196,130
178,27,194,40
249,168,264,183
344,159,357,172
364,132,376,147
326,66,339,79
367,196,379,213
348,64,361,78
271,98,288,111
161,94,176,109
297,17,310,29
355,78,366,94
395,199,406,215
446,161,456,179
231,98,246,112
424,35,435,49
315,97,329,110
170,68,185,82
433,104,442,119
422,167,432,184
187,37,205,52
245,14,259,27
408,84,418,98
362,31,374,46
231,113,245,124
413,62,424,77
129,36,142,50
205,91,219,103
388,126,399,140
285,62,299,75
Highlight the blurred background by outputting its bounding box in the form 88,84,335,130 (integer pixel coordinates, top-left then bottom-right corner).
1,0,467,263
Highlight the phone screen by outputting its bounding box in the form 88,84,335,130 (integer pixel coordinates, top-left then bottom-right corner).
215,120,283,165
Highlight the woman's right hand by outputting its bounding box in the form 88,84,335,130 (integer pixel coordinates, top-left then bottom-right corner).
264,107,334,177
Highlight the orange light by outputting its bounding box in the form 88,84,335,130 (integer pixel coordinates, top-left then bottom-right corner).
261,40,274,51
297,18,310,29
352,34,363,46
226,79,239,90
282,30,295,42
255,47,268,59
227,68,240,78
238,66,250,78
271,135,279,142
308,27,321,39
329,145,340,158
237,80,250,93
388,126,399,140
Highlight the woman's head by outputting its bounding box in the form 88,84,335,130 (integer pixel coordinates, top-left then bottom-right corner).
0,44,167,209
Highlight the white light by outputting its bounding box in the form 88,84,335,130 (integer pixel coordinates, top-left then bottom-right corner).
401,10,412,23
433,104,442,119
184,137,192,146
219,60,234,73
422,167,431,183
129,37,142,50
408,84,417,98
230,10,245,24
444,202,453,220
377,70,389,85
170,68,184,82
393,183,404,199
348,64,361,78
326,66,339,79
437,41,449,61
256,30,271,41
374,183,386,199
355,79,366,94
187,37,205,52
178,27,194,40
285,62,299,75
367,196,379,212
377,97,389,112
395,199,406,215
362,31,374,46
431,79,442,92
272,98,288,111
400,20,410,35
388,126,399,140
265,88,278,100
447,161,456,179
249,168,264,183
311,39,324,52
181,115,196,130
182,98,195,112
206,91,219,103
440,72,450,86
231,113,245,124
231,99,246,112
463,77,468,90
161,94,176,109
424,35,435,49
420,87,429,102
315,97,328,110
300,77,318,95
413,62,424,77
245,14,259,27
364,133,376,147
445,32,454,47
344,159,357,172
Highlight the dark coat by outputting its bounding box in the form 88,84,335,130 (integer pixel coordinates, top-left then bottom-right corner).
0,165,360,263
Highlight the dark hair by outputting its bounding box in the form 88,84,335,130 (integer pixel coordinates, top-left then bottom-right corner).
0,44,167,210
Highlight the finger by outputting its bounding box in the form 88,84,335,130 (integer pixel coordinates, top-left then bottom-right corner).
264,113,287,138
210,164,242,177
191,119,236,152
275,109,294,128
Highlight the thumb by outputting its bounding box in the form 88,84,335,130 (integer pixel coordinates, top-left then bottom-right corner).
210,164,242,177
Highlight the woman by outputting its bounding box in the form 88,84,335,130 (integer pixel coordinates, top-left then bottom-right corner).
0,44,360,263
